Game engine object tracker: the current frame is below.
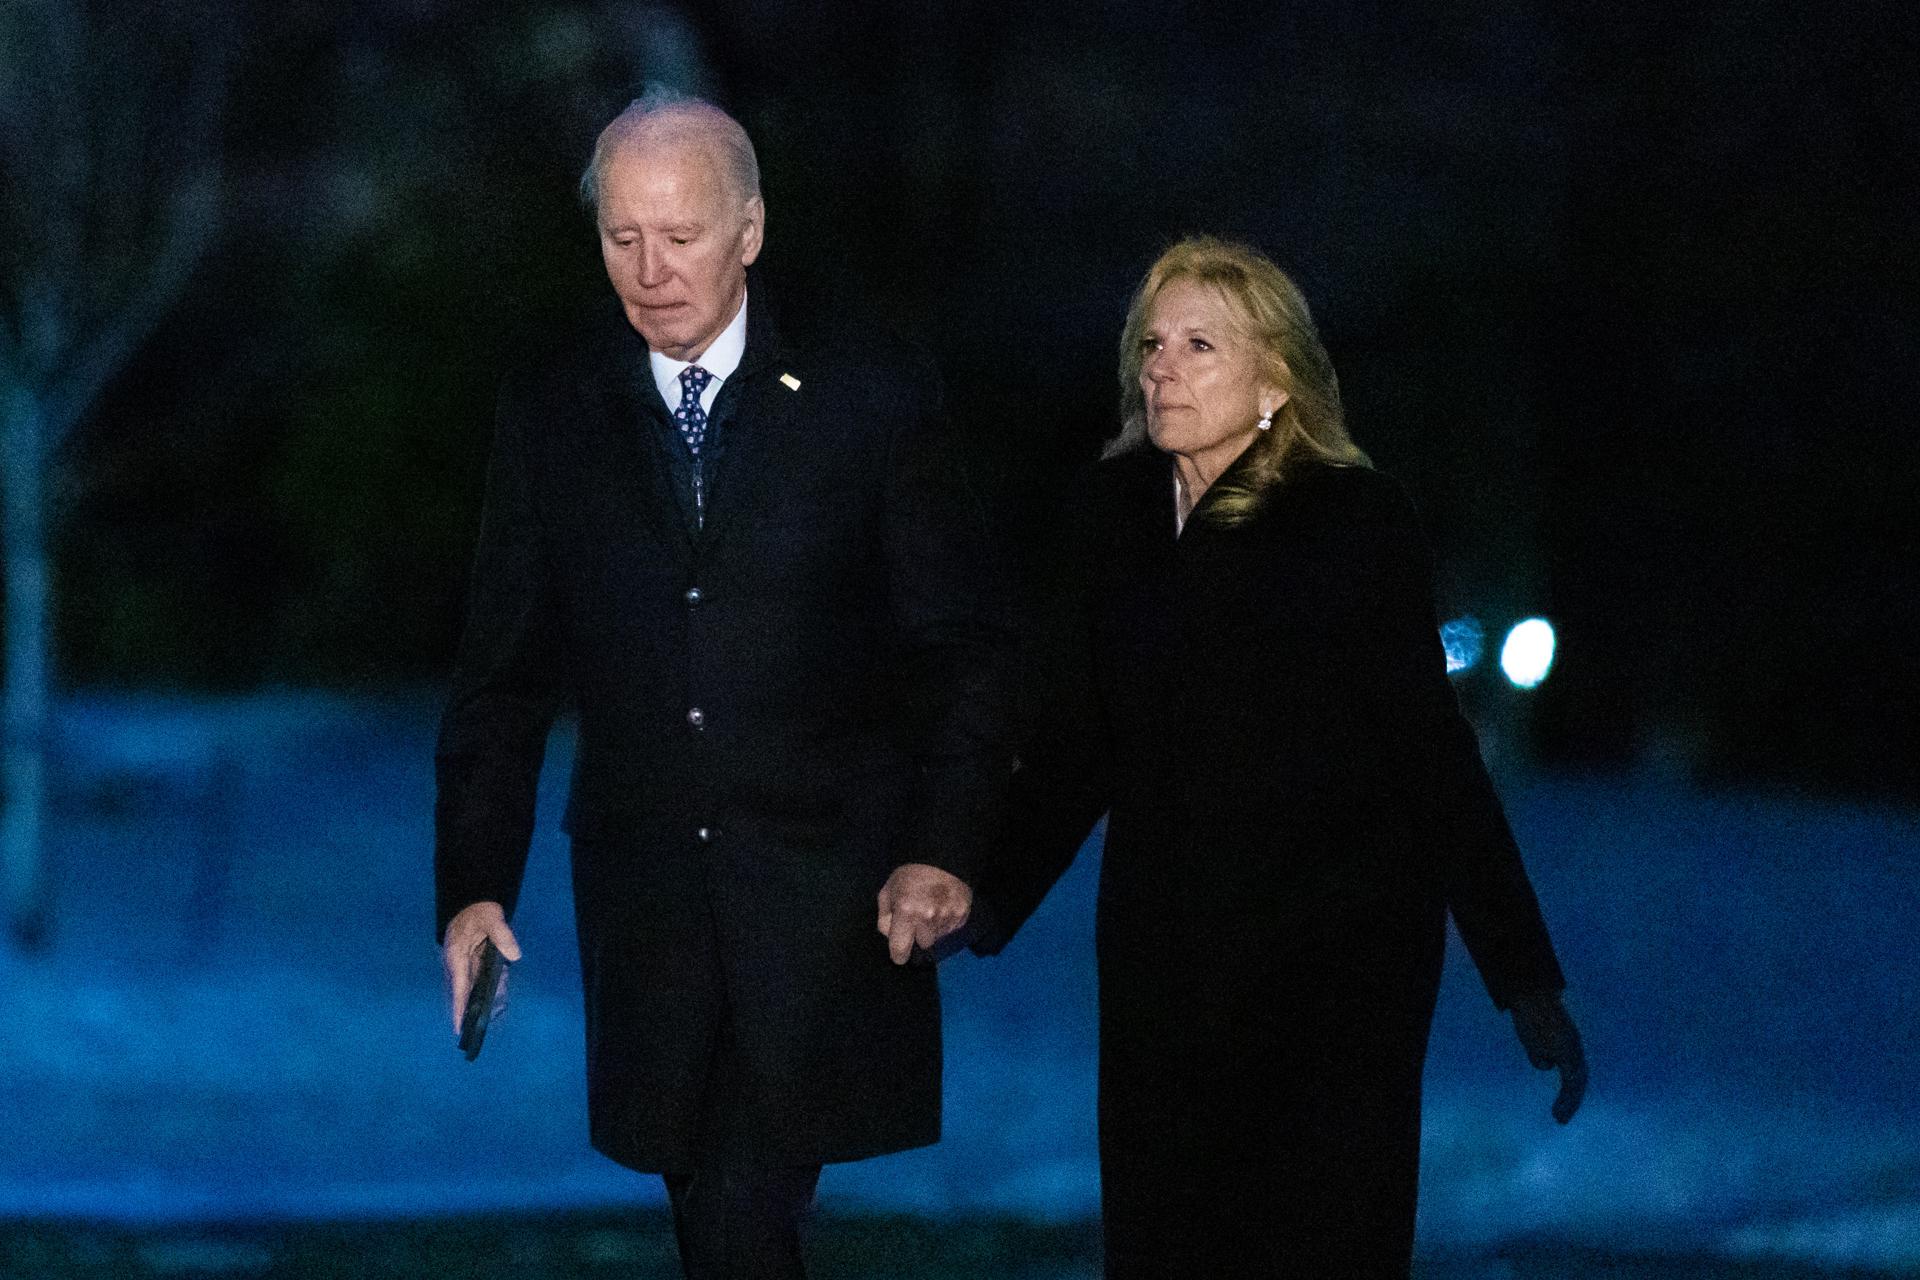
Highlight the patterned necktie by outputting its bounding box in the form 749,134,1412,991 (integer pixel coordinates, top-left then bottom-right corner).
674,364,713,458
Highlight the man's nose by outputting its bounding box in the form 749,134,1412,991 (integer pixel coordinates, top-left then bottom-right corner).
637,243,670,287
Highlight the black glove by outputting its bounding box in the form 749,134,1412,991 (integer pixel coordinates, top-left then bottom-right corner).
1510,990,1587,1124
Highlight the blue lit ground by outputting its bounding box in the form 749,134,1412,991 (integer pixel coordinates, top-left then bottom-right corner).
3,691,1918,1276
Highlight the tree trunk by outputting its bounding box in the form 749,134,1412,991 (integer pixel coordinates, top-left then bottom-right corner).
1,384,53,949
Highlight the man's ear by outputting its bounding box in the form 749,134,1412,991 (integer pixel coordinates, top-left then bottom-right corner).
740,197,765,267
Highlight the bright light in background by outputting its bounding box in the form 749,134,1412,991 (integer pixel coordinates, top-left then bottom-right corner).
1500,617,1556,689
1440,616,1484,675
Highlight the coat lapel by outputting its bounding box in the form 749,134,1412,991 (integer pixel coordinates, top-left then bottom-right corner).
1095,450,1184,682
582,304,695,555
696,294,799,555
1113,447,1180,572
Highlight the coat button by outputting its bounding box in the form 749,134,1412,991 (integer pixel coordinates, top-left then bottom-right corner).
696,826,712,843
684,587,703,606
687,707,705,729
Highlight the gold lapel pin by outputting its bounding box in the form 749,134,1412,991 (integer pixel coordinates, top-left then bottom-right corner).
779,373,802,391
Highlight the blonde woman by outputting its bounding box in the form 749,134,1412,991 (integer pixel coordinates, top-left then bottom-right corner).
975,237,1585,1278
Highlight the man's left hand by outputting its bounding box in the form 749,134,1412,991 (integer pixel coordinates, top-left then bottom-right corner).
876,864,972,966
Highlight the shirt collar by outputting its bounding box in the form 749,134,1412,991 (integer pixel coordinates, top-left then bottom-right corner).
649,292,749,407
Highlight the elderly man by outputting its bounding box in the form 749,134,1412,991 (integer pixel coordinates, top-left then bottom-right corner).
433,91,1008,1279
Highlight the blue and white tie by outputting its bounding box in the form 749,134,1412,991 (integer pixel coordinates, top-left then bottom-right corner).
675,364,713,456
675,364,713,522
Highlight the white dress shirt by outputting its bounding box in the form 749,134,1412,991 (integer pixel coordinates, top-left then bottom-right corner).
648,293,749,414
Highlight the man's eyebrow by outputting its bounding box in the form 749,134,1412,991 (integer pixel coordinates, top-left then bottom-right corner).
599,220,705,234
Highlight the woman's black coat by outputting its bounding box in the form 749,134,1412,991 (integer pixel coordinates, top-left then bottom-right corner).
976,449,1567,1278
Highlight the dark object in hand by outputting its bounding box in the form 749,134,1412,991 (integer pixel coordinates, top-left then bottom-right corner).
459,939,509,1061
910,918,981,967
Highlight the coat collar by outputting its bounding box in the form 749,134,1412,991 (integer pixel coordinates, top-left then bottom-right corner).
586,268,792,413
584,272,804,553
1119,434,1283,544
698,271,800,547
734,268,790,378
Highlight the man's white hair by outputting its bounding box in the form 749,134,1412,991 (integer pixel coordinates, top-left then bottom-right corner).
579,87,761,212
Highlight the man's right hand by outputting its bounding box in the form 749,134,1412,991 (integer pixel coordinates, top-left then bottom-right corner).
442,901,522,1035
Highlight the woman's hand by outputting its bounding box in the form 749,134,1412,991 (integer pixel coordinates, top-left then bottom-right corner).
1510,990,1587,1123
876,864,972,965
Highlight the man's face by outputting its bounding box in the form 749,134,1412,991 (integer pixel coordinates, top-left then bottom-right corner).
597,134,764,360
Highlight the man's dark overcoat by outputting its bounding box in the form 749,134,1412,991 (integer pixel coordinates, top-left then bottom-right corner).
434,293,1010,1173
976,449,1567,1278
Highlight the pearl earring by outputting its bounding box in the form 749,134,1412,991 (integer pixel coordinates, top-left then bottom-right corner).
1255,411,1273,432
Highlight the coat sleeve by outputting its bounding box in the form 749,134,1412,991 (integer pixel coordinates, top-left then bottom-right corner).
969,476,1115,954
432,373,568,943
880,356,1017,886
1338,475,1567,1008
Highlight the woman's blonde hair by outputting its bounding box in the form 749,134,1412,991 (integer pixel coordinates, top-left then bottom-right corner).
1110,236,1369,524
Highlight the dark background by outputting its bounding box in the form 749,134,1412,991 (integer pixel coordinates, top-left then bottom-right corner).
28,0,1917,801
5,5,1920,1274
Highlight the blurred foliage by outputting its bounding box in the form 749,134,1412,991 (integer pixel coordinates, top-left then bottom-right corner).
20,1,1917,799
59,2,629,685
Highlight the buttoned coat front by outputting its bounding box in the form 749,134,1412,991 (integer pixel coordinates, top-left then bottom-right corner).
433,294,1011,1172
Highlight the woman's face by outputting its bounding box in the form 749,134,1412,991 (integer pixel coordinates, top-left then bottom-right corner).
1139,277,1283,475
